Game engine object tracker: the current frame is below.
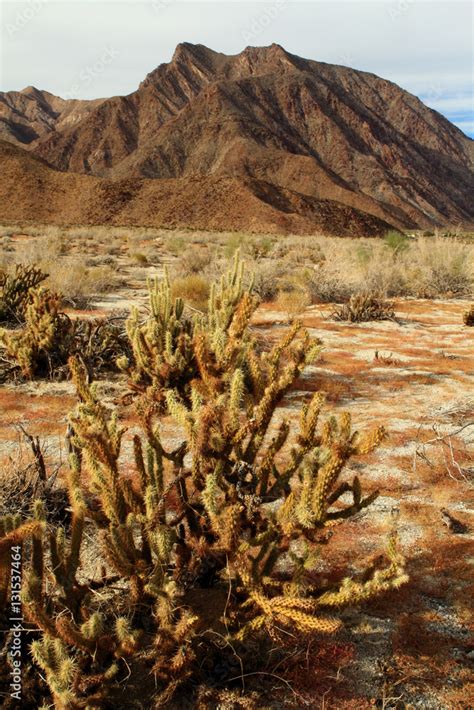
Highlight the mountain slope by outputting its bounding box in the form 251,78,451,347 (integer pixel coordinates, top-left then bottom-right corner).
0,86,103,146
1,43,473,232
25,43,474,229
0,139,393,236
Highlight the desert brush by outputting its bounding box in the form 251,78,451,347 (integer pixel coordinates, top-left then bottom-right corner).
0,286,130,380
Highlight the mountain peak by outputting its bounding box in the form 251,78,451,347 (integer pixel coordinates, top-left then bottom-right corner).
20,85,43,97
171,42,220,64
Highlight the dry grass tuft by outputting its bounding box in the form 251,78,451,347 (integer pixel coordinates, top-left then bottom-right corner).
276,289,311,320
171,274,210,310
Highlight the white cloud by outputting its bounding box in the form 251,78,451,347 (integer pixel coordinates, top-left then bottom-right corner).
422,94,473,114
454,119,474,134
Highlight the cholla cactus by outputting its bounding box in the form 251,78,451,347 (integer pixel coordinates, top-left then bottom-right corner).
331,291,395,322
0,288,62,377
124,268,196,405
0,263,47,324
1,254,408,707
0,287,130,380
123,251,249,407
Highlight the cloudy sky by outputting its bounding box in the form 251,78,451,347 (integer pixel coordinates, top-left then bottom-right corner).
1,0,473,137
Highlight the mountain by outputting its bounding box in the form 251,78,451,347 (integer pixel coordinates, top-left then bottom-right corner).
0,86,103,146
0,139,393,236
1,43,473,233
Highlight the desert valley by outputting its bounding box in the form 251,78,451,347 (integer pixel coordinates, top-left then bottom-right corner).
0,40,473,709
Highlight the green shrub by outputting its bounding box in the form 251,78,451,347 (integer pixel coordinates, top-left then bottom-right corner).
384,231,410,255
131,252,149,265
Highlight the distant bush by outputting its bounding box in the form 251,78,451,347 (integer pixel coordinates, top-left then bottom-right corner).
164,233,187,255
178,248,214,274
428,262,471,297
410,237,473,297
45,259,117,308
295,266,349,304
251,260,289,301
131,252,149,265
223,233,275,260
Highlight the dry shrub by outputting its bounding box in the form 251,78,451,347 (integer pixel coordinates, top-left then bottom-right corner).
271,234,473,300
0,431,68,523
251,260,289,301
171,274,210,310
463,305,474,326
178,248,214,275
273,235,325,263
16,232,68,264
331,292,395,322
276,288,311,319
45,259,117,307
294,266,349,304
411,237,473,297
164,233,187,255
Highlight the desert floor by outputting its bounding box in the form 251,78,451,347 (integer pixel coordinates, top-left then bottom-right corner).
0,228,473,708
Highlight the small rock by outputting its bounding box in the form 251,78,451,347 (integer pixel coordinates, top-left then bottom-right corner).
441,509,469,534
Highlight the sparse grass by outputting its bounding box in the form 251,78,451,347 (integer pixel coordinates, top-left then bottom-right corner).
1,225,473,309
45,259,117,307
171,273,210,310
